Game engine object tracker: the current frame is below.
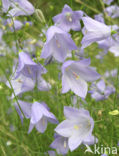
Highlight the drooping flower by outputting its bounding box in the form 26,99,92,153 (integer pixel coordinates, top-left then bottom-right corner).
50,134,69,155
9,0,34,16
16,51,51,91
16,51,46,79
28,102,58,133
5,18,23,32
40,26,77,62
14,101,58,132
61,58,100,98
53,4,83,32
89,79,115,101
37,74,51,91
104,69,118,78
2,0,34,16
94,13,105,23
2,0,10,13
14,100,32,123
97,37,114,52
6,73,35,98
55,106,97,151
105,5,119,18
81,17,112,48
103,0,114,5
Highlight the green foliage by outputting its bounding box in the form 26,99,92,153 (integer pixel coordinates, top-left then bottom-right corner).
0,0,119,156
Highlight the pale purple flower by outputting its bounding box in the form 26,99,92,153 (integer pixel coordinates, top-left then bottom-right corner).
6,18,23,32
14,101,58,130
2,0,10,12
50,134,69,155
105,5,119,18
55,106,97,151
97,25,118,52
94,13,105,23
110,69,118,77
6,73,35,98
103,0,114,5
97,37,114,51
28,102,58,133
62,59,100,98
15,52,51,92
53,4,83,32
14,100,32,123
75,47,84,59
40,26,77,62
48,151,56,156
81,17,111,48
2,0,34,16
37,74,51,91
8,0,34,17
16,52,46,79
90,80,115,101
95,50,108,61
104,69,118,78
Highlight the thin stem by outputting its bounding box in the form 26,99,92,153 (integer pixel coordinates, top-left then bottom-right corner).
75,0,100,14
0,64,25,118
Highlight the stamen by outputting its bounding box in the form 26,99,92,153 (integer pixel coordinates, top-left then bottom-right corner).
65,12,72,22
17,79,22,83
74,125,79,130
29,39,36,44
56,40,60,48
64,141,67,148
27,67,32,74
42,118,45,125
8,22,13,27
72,72,80,80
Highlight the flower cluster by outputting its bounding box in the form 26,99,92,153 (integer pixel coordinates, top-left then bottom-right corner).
0,0,119,155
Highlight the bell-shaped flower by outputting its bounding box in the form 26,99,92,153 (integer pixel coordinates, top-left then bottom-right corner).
2,0,10,13
105,5,119,18
5,18,23,32
6,73,35,98
89,79,115,101
16,51,46,79
55,106,97,151
53,4,83,32
37,74,51,91
104,69,118,78
14,101,58,132
50,134,69,155
8,0,34,17
61,58,100,98
94,13,105,23
81,17,111,48
97,37,114,51
14,100,32,123
40,26,77,62
2,0,34,16
28,102,58,133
